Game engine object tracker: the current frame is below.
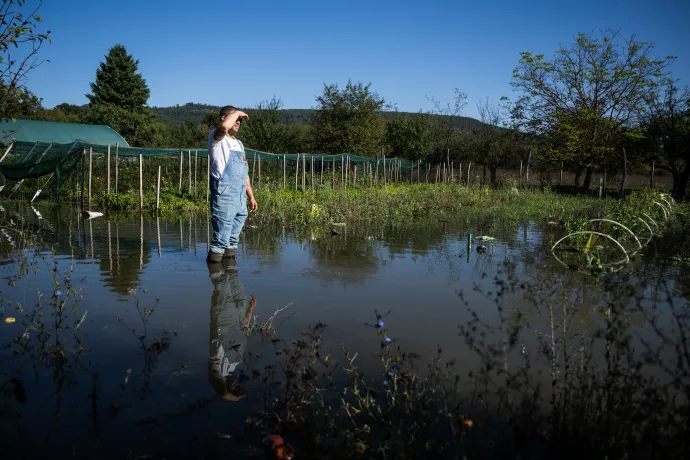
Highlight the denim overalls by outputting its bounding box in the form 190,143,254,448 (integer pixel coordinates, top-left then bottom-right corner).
209,142,249,254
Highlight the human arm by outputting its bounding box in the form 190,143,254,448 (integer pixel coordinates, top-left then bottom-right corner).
214,110,249,141
246,176,258,212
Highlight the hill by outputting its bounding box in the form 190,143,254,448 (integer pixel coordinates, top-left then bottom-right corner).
149,102,489,130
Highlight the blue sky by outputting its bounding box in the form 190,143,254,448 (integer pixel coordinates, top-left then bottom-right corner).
26,0,690,120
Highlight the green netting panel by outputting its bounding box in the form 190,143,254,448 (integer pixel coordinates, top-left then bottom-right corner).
0,140,82,180
100,143,414,169
1,139,416,183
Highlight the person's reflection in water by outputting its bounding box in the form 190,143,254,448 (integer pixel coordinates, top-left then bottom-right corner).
208,259,255,402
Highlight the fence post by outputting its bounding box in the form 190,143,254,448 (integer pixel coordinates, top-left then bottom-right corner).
252,151,257,183
179,151,183,194
80,149,86,212
345,155,349,188
88,147,93,207
295,153,299,191
157,164,161,210
650,162,655,188
107,144,111,194
139,154,144,211
188,150,191,195
115,144,119,194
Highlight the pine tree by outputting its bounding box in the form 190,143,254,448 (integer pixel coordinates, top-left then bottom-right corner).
84,44,154,146
86,44,150,110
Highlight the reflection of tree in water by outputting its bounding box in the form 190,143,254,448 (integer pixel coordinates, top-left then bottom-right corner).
96,219,153,296
305,228,381,285
241,222,284,269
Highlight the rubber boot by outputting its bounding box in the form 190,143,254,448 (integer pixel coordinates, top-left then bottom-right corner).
223,247,237,259
207,251,223,264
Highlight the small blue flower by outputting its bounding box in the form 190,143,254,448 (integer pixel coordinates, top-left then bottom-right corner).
54,290,62,297
385,337,392,344
377,320,384,328
387,371,394,377
392,362,399,369
65,277,71,283
383,380,389,386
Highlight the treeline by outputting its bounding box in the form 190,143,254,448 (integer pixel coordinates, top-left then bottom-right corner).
1,0,688,200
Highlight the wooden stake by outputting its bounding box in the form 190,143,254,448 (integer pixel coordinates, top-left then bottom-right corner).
188,150,191,195
519,161,523,184
295,153,299,191
283,154,286,189
383,155,388,187
139,154,143,211
207,155,210,201
311,155,314,193
179,151,183,194
156,164,161,210
341,155,344,186
0,142,13,163
345,155,349,188
258,153,261,190
252,151,257,183
650,161,655,188
302,153,306,192
194,150,198,195
559,162,563,185
88,147,92,207
321,156,324,186
115,144,119,194
107,144,111,194
467,162,471,186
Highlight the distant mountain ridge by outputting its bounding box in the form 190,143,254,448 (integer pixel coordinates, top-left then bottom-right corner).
149,102,489,130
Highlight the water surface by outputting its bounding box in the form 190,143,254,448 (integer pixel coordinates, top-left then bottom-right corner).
1,202,688,458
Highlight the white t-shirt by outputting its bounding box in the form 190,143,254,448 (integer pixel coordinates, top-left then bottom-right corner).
208,129,245,180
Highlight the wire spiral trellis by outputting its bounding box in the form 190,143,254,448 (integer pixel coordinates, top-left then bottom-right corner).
551,194,677,274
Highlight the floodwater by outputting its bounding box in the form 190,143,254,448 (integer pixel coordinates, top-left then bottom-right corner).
1,201,688,459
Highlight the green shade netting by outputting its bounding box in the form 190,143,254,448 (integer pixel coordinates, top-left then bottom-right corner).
0,140,416,182
0,118,129,146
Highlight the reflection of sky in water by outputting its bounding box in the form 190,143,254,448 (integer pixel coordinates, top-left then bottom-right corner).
1,202,689,457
